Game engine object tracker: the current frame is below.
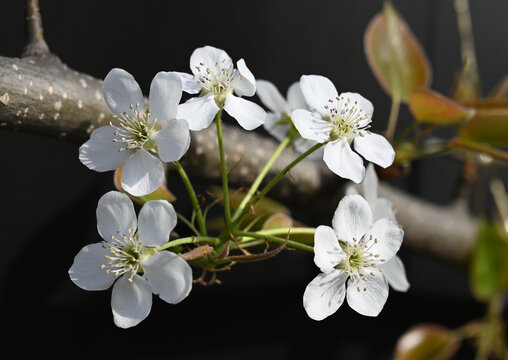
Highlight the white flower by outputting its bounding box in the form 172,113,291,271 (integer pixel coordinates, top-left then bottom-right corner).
79,69,190,196
303,194,404,320
256,79,323,159
68,191,192,329
346,163,410,292
291,75,395,183
176,45,266,131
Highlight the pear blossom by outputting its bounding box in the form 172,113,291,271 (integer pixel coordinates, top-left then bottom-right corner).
176,45,266,131
79,69,190,196
303,194,404,320
256,79,323,159
69,191,192,329
291,75,395,183
346,163,410,292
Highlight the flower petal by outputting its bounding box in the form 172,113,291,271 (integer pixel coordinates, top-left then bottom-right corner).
345,185,359,196
303,270,348,321
346,274,388,317
291,109,332,143
383,255,410,292
362,163,378,205
143,251,192,304
68,243,116,291
232,59,256,97
96,191,137,242
323,138,365,183
137,201,177,247
224,94,266,130
102,68,144,117
365,218,404,262
264,113,290,142
177,93,219,131
173,71,201,94
338,92,373,128
152,119,190,162
121,150,164,197
372,198,396,222
111,274,152,329
190,46,233,78
287,82,307,110
149,72,182,123
313,225,345,273
79,126,131,172
354,133,395,168
256,80,289,113
299,75,338,117
332,194,373,245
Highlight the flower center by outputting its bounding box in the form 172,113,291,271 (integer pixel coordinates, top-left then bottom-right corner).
102,227,144,282
194,60,236,105
111,103,160,152
324,95,371,142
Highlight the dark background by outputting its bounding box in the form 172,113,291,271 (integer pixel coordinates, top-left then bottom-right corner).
1,0,507,358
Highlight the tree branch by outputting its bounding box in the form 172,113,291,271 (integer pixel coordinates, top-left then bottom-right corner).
23,0,51,57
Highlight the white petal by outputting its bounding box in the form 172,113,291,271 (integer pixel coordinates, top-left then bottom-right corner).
313,225,345,273
111,274,152,329
232,59,256,97
121,150,164,197
149,72,182,123
224,94,266,130
190,46,233,78
365,218,404,262
102,68,144,117
68,243,116,291
372,198,396,222
79,126,131,172
346,274,388,317
96,191,137,242
293,137,323,159
323,138,365,183
177,93,219,131
152,119,190,162
354,133,395,168
143,251,192,304
287,82,307,110
291,109,332,143
264,113,290,142
299,75,338,117
337,92,373,128
256,80,289,113
383,255,410,292
173,71,202,94
362,163,378,205
137,201,177,247
332,194,373,245
303,270,348,321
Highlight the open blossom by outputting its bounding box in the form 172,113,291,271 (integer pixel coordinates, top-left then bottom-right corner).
69,191,192,329
79,69,190,196
176,45,266,131
346,163,410,292
303,194,404,320
291,75,395,183
256,80,323,159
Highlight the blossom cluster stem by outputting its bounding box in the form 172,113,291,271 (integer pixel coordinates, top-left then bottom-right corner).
215,110,232,228
233,230,314,253
173,161,207,236
386,95,400,141
231,136,292,223
237,227,316,241
156,236,220,251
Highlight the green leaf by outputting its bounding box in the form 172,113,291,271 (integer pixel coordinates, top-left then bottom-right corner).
262,213,294,230
469,220,508,302
409,88,474,125
394,324,460,360
364,2,432,102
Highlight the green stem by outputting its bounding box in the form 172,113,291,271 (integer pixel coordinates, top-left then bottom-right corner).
234,230,314,253
173,161,207,236
215,110,232,228
386,95,400,141
232,136,292,223
232,142,325,227
238,227,316,241
176,211,200,236
156,236,220,252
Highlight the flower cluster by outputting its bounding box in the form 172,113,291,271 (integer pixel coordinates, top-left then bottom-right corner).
72,45,407,328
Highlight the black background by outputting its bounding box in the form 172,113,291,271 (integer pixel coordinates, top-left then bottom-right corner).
1,0,507,359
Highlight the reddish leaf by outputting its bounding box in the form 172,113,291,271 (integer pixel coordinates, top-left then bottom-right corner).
394,324,460,360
